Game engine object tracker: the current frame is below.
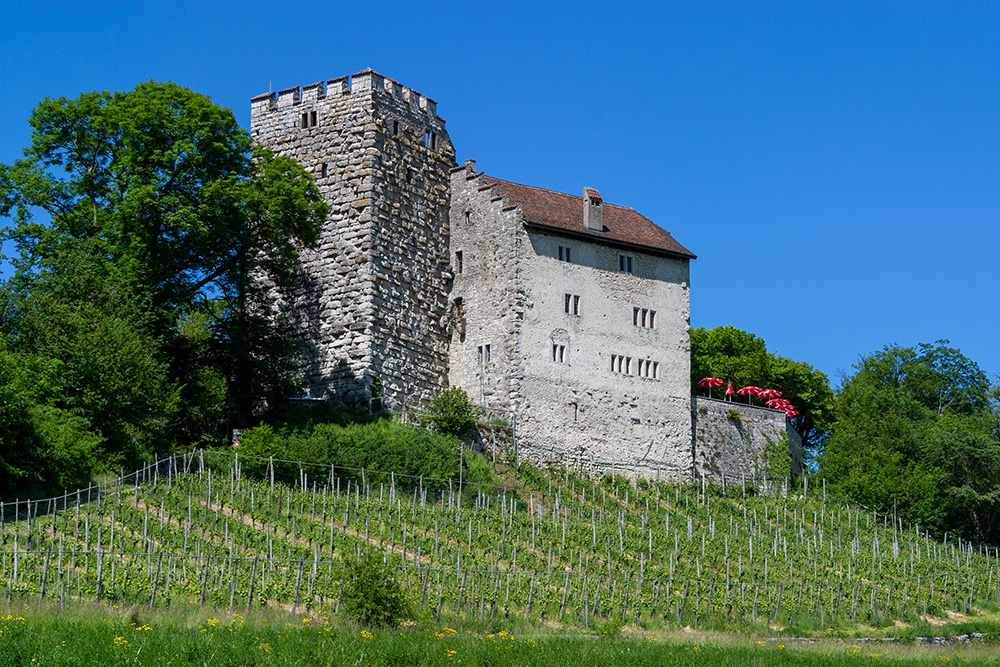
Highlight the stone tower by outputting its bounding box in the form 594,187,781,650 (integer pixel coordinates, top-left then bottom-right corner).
250,69,456,408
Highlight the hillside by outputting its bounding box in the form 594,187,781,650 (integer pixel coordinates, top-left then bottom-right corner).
1,449,997,632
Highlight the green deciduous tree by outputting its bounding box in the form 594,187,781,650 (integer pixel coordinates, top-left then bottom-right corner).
819,341,1000,544
0,81,327,495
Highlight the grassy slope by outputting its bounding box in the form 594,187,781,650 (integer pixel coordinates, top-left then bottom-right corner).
1,449,999,634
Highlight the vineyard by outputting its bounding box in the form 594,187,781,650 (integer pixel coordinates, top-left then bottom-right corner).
2,450,999,632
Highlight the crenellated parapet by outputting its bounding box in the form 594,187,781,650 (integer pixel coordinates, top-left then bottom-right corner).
251,68,440,120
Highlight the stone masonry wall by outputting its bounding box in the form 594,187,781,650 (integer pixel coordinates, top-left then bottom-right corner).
691,397,802,481
448,161,694,479
447,161,526,414
251,70,454,408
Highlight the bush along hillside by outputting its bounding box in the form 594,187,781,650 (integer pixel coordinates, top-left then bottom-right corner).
2,449,999,634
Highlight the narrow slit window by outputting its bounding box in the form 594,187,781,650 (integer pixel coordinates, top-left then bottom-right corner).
649,311,656,328
310,110,317,127
430,132,437,149
424,131,429,147
552,344,566,363
393,120,399,135
573,295,580,315
321,163,328,179
455,251,463,274
454,298,464,319
633,307,640,326
652,361,659,379
301,112,309,129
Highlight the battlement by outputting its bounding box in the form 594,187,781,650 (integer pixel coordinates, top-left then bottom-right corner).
251,68,438,117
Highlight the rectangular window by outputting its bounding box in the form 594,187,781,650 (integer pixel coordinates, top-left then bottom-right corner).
478,344,491,365
430,132,437,149
633,307,656,328
393,120,399,135
455,251,463,274
310,110,317,127
552,344,565,363
625,357,632,374
558,245,572,262
455,298,464,319
652,361,659,379
321,163,328,179
619,254,634,274
564,294,580,315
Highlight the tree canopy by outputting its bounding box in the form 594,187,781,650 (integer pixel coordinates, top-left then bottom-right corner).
819,341,1000,544
0,81,327,497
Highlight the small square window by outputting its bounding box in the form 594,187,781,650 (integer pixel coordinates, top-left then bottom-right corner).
619,255,633,274
558,246,572,262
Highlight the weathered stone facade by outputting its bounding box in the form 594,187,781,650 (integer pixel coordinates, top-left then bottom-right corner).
691,397,803,481
448,161,694,476
251,70,455,408
251,69,795,482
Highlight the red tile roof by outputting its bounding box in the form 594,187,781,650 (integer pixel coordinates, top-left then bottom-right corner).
483,177,696,259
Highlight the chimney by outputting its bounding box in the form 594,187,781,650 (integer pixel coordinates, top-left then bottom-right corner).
583,187,603,231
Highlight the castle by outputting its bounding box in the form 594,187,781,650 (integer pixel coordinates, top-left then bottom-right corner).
251,69,795,481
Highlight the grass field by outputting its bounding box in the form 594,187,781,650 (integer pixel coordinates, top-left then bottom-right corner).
2,602,999,666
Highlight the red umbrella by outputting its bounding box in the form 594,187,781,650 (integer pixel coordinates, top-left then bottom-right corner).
784,409,800,418
725,381,734,400
698,377,724,398
765,398,791,409
758,389,783,400
736,386,762,404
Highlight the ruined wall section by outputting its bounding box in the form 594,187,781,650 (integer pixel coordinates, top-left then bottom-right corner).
250,70,454,408
447,160,527,415
691,397,802,481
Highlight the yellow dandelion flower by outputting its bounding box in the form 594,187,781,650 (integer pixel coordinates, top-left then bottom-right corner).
207,618,218,627
778,645,785,650
113,636,128,647
755,640,766,646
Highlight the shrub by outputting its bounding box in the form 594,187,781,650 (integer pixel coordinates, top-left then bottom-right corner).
424,387,478,436
341,549,411,628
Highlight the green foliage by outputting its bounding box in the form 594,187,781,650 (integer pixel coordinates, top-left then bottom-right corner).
341,549,411,628
763,434,791,480
0,81,327,494
424,387,479,436
237,413,461,481
726,409,741,421
819,341,1000,543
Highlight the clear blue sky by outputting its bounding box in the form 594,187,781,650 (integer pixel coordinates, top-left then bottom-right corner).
2,0,998,387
